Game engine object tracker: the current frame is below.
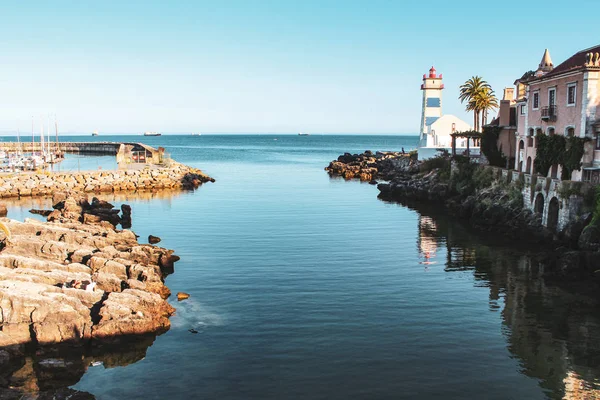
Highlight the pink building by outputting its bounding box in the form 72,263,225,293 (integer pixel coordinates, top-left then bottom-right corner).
514,46,600,183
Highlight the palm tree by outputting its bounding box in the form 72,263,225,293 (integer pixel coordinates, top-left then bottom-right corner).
474,87,499,127
459,76,492,132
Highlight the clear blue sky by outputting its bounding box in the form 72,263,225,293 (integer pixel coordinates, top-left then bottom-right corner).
0,0,598,134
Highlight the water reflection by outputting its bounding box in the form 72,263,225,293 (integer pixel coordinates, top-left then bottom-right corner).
409,200,600,399
1,334,159,398
0,188,197,223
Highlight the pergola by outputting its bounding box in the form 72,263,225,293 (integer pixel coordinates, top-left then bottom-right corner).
450,131,482,157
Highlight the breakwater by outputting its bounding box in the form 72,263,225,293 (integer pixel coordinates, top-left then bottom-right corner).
0,162,214,198
2,141,129,155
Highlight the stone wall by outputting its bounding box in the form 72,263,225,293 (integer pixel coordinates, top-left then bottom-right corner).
487,166,589,231
0,162,214,199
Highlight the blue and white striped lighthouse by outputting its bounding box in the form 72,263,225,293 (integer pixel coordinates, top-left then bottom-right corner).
419,67,444,147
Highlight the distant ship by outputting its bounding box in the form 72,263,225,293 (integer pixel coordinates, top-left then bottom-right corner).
92,130,99,136
191,133,201,136
298,132,309,136
144,131,161,136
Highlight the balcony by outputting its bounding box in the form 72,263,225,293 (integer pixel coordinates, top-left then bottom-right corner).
541,105,557,121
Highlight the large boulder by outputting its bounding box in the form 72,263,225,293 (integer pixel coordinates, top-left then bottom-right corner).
92,289,175,338
578,224,600,251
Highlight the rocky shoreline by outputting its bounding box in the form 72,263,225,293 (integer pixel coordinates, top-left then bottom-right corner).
326,151,600,283
0,193,183,399
325,151,418,183
0,161,215,199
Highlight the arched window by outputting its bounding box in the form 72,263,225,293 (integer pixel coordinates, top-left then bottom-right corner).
547,127,555,136
566,127,575,137
528,128,534,137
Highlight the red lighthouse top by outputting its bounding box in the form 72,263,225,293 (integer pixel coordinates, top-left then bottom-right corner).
422,66,442,80
429,66,437,78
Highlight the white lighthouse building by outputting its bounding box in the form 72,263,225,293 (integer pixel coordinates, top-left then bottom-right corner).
418,66,472,160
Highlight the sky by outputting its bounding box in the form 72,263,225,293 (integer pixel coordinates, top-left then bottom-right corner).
0,0,599,135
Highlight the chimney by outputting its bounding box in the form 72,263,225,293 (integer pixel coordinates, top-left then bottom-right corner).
503,87,514,101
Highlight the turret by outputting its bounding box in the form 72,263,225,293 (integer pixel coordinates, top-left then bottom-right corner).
535,49,554,77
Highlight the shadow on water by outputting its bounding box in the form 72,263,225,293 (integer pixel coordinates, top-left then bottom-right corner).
380,196,600,399
0,334,161,399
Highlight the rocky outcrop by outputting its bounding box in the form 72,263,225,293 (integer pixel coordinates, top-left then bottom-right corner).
0,195,179,349
325,151,418,182
0,162,215,199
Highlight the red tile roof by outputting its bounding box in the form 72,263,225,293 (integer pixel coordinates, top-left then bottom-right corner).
530,44,600,81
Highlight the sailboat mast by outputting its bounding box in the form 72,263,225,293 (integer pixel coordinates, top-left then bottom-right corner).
55,115,60,159
47,115,50,156
40,117,45,162
31,116,34,154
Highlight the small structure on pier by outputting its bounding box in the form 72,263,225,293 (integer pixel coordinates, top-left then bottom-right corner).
450,131,482,158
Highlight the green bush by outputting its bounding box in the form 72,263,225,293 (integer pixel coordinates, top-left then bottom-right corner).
508,186,524,208
420,155,450,173
481,126,507,168
592,186,600,226
472,167,494,189
558,181,584,199
534,133,588,179
449,157,478,196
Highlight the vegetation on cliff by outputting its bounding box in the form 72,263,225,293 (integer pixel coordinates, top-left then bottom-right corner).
534,134,587,179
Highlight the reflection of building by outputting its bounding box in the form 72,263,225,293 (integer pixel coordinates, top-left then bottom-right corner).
563,371,600,399
412,205,600,398
418,216,439,256
418,67,474,160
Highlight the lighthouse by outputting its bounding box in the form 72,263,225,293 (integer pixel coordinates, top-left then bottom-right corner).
416,66,472,159
419,66,444,147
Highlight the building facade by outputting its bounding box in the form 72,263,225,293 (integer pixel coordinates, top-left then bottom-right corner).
514,46,600,183
484,87,517,168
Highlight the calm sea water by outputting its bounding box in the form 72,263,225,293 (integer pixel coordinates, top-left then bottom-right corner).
3,134,600,399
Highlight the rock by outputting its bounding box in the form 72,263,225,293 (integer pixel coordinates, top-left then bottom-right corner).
325,151,414,182
0,197,180,349
579,225,600,251
92,289,175,338
177,292,190,301
0,204,7,217
30,209,53,217
148,235,161,244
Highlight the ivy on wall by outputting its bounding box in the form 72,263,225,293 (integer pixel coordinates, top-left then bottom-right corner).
481,126,507,168
563,136,588,180
533,133,587,179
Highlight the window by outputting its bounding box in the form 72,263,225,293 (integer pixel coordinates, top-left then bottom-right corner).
426,97,441,107
451,123,456,133
566,127,575,137
596,135,600,150
548,88,556,106
567,84,577,106
532,92,539,110
520,105,526,115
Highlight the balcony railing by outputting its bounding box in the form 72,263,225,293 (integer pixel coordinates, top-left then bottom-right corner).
541,105,557,121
